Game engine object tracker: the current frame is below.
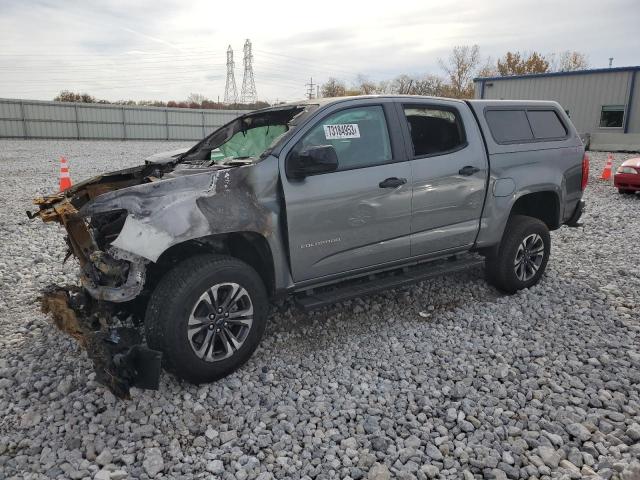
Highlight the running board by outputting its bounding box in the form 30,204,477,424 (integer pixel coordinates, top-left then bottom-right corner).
294,254,484,311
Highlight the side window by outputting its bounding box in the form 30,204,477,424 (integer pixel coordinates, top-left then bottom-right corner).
527,110,567,139
599,105,624,128
485,109,533,143
293,105,392,171
403,106,466,156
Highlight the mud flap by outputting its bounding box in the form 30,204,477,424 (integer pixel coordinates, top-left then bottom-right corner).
40,285,162,399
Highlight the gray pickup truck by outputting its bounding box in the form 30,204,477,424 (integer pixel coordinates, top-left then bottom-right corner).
30,95,588,397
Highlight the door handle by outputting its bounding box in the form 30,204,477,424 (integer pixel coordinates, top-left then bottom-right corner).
458,165,480,176
379,177,407,188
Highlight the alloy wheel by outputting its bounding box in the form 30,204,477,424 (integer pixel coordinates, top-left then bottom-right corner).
187,282,253,362
513,233,545,282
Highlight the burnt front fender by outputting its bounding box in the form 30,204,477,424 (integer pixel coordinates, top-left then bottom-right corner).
81,165,276,263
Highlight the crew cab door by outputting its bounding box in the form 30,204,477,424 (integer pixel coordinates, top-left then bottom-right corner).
395,100,488,256
279,100,412,283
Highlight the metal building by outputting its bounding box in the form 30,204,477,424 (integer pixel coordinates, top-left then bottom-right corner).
473,66,640,151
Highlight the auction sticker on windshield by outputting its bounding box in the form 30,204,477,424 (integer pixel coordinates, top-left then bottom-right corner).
324,124,360,140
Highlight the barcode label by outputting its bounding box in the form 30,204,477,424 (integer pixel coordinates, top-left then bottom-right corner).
323,124,360,139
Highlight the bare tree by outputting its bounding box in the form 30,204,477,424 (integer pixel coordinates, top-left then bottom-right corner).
438,45,480,98
415,75,449,96
476,56,498,78
54,90,96,103
550,51,589,72
390,74,415,94
354,74,379,94
321,78,347,97
186,93,209,108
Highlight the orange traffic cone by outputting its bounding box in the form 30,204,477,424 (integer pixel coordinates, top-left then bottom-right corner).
600,154,613,181
59,156,72,191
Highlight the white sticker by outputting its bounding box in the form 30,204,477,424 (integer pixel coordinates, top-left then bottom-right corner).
323,123,360,140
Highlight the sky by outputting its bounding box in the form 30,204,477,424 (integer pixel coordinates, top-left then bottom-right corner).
0,0,638,104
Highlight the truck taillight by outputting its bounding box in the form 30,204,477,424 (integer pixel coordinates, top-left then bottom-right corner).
581,153,589,191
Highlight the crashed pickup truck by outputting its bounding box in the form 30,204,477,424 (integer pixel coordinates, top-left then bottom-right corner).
30,96,588,397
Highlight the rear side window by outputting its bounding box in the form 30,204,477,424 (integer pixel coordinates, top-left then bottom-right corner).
527,110,567,139
485,110,533,143
485,108,568,144
403,106,466,156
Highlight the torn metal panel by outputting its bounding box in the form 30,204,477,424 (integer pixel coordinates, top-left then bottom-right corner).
40,285,162,398
79,156,280,264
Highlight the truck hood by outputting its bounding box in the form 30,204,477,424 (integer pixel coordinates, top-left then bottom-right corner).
144,147,190,165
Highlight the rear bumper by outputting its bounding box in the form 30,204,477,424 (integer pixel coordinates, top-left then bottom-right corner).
565,200,585,227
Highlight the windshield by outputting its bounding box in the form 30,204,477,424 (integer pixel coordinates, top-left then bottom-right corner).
179,104,317,165
210,124,288,163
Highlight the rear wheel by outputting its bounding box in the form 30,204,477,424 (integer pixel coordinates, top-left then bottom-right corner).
618,188,634,194
486,215,551,294
145,254,268,384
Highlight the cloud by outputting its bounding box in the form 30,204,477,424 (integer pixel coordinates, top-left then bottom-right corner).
0,0,638,103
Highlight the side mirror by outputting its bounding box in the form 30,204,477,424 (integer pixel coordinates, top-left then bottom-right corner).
286,145,338,179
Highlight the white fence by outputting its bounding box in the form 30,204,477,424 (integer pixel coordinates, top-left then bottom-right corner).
0,98,250,141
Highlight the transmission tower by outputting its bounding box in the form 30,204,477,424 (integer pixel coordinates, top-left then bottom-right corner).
224,45,238,104
240,39,257,104
305,77,316,99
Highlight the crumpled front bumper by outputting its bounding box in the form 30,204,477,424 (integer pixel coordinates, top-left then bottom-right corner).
40,285,162,398
28,193,148,303
28,174,164,398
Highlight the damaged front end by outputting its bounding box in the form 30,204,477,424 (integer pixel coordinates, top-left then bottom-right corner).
28,103,312,397
40,285,161,398
28,166,166,398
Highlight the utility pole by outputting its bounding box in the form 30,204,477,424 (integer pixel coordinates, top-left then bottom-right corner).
240,39,257,104
224,45,238,105
305,77,316,100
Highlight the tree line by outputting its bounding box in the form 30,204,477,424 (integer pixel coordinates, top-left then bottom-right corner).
53,91,269,110
321,47,589,99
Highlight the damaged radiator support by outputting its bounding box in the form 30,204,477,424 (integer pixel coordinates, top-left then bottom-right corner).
40,285,162,399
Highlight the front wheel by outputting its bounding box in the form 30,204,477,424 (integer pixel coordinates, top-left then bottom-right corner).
145,254,268,384
618,188,634,195
485,215,551,294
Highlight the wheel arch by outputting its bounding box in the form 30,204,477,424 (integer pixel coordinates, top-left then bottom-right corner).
149,231,276,297
509,190,561,230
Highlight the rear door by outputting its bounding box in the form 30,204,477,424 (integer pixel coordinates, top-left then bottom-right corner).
395,100,488,256
279,100,412,282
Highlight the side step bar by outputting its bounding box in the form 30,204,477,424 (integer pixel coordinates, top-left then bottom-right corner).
294,254,485,311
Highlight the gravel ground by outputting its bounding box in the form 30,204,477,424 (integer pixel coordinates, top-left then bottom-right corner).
0,140,639,480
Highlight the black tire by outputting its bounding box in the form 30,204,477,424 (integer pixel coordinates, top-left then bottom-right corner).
485,215,551,294
618,188,634,195
145,254,268,384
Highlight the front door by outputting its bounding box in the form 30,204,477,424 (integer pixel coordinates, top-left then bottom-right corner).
280,102,412,282
396,101,488,256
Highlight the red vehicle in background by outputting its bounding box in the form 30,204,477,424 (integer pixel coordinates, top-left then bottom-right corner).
615,157,640,194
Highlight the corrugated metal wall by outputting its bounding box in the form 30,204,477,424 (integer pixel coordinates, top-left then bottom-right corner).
474,70,639,135
0,98,251,140
627,72,640,133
